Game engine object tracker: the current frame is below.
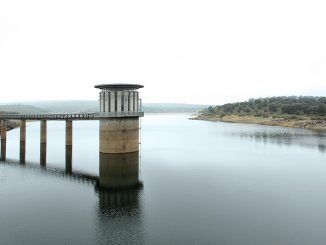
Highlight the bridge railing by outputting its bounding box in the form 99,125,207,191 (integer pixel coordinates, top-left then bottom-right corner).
96,111,144,117
0,111,144,120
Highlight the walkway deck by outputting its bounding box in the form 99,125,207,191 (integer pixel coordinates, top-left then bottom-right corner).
0,112,144,120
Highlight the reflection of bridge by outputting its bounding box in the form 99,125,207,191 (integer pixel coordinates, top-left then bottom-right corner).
0,84,144,190
0,158,144,244
0,159,98,184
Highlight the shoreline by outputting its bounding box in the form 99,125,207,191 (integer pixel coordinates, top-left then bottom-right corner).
191,114,326,131
1,120,20,133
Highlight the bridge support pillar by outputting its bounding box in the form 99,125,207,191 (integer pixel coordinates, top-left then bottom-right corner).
99,118,140,189
1,120,7,161
20,120,26,163
40,120,47,166
65,120,72,173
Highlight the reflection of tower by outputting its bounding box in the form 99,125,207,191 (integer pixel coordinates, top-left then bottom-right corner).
94,84,144,189
96,189,144,244
99,152,140,189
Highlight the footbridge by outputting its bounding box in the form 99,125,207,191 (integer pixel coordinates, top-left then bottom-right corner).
0,112,143,120
0,83,144,190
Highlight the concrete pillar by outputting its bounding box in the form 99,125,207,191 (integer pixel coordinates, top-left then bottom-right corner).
1,120,6,141
133,92,136,111
103,91,107,112
65,120,72,173
99,92,102,112
116,91,122,112
40,120,47,166
110,91,115,113
20,120,26,163
135,92,139,111
130,92,134,112
123,91,129,112
105,91,110,113
99,117,140,189
1,120,7,161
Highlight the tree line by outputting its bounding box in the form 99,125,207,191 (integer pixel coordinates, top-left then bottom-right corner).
204,96,326,117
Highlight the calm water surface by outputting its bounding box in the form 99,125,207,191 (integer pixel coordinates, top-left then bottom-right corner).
1,114,326,245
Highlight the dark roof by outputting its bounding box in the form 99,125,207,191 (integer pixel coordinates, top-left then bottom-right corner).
94,83,144,90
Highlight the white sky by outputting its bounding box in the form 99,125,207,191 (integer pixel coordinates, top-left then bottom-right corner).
0,0,326,105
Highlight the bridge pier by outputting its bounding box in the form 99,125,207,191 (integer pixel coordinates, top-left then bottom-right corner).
40,120,47,166
20,120,26,163
1,120,7,161
65,120,72,173
19,120,26,163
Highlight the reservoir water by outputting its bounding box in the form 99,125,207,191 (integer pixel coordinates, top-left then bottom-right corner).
1,114,326,245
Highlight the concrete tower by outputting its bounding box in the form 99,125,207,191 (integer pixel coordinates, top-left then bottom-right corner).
95,84,144,189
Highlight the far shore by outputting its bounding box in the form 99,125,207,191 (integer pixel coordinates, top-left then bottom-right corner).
191,114,326,131
1,120,20,133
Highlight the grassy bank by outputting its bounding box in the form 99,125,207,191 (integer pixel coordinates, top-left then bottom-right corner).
193,114,326,131
194,96,326,130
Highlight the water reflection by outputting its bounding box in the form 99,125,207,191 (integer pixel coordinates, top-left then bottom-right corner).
99,152,141,189
20,140,26,163
226,127,326,153
0,160,144,244
95,188,144,244
66,145,72,173
38,143,72,173
40,143,46,166
318,144,326,153
1,139,6,161
1,115,326,244
0,159,98,183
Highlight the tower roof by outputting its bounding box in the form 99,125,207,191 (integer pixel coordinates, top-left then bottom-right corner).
94,83,144,90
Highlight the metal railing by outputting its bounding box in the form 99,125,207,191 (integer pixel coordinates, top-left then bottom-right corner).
0,111,144,120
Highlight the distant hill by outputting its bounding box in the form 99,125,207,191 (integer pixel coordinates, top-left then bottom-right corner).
0,104,49,114
23,101,98,113
0,101,207,114
203,96,326,117
142,103,208,113
196,96,326,131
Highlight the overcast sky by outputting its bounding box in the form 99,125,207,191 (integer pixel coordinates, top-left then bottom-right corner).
1,0,326,105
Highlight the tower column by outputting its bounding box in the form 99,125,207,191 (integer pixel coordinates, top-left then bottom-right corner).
105,91,110,113
99,91,103,112
130,92,134,112
110,91,115,112
123,91,129,112
135,92,139,111
20,120,26,163
116,91,122,112
40,120,47,166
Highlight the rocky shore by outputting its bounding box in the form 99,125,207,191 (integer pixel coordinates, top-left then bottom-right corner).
1,120,20,132
192,114,326,131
